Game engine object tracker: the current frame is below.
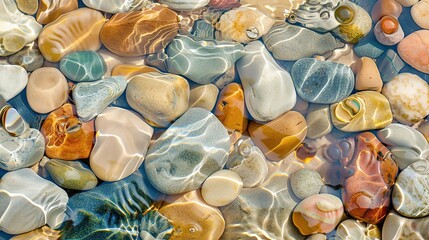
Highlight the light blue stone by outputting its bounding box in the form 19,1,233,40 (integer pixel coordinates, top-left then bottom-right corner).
354,37,385,58
377,49,404,83
73,76,127,122
60,51,106,82
291,58,354,104
144,107,230,194
165,35,244,84
191,20,215,39
60,169,163,239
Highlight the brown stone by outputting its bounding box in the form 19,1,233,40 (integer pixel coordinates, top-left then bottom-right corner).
214,83,248,133
41,103,95,160
111,64,159,79
371,0,402,22
248,111,307,161
100,5,179,57
36,0,78,25
341,132,398,224
355,57,383,92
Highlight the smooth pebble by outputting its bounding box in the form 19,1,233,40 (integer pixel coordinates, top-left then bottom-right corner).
201,170,243,207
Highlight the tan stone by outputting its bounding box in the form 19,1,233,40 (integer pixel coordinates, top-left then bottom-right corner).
36,0,78,24
111,64,158,80
355,57,383,92
214,83,247,133
189,84,219,111
15,0,38,15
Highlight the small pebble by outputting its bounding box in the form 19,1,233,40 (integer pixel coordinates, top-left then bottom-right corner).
397,30,429,74
59,51,107,82
306,104,332,139
26,67,69,114
201,170,243,207
374,15,404,46
290,169,323,200
371,0,403,22
7,48,44,72
411,0,429,29
377,49,404,83
189,84,219,111
355,57,383,92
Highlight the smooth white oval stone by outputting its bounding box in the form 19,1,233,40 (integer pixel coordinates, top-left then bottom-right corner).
201,169,243,207
90,107,153,181
0,65,28,101
0,168,68,234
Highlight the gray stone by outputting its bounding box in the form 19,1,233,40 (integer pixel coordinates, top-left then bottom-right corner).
290,169,323,199
306,104,332,139
144,108,230,194
7,48,44,72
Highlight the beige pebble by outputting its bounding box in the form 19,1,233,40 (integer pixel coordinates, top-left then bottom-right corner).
126,72,190,127
26,67,68,114
355,57,383,92
411,0,429,29
189,84,219,111
201,170,243,207
15,0,38,15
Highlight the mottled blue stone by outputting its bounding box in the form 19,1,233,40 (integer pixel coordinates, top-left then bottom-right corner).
60,51,106,82
377,49,404,83
60,169,163,239
165,35,244,84
8,89,47,129
291,58,355,104
191,20,215,39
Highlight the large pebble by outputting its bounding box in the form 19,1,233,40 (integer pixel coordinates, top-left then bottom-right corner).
159,190,225,239
355,57,383,92
0,168,68,234
90,107,153,181
159,0,210,10
263,22,343,61
60,170,162,239
331,91,393,132
382,210,429,240
335,219,381,240
214,83,247,133
237,41,296,122
382,73,429,124
248,111,307,161
126,72,189,128
201,170,243,207
73,76,127,122
36,0,78,24
0,65,28,101
411,0,429,29
144,108,230,194
377,123,429,170
189,84,219,111
165,35,244,84
44,157,98,191
332,2,372,44
291,58,354,104
40,103,94,160
26,67,69,114
83,0,151,13
397,30,429,74
38,8,105,62
0,0,42,56
293,194,343,235
341,132,398,224
306,104,332,139
7,48,44,72
226,137,268,188
392,160,429,218
100,5,179,57
290,169,323,200
60,51,106,82
215,6,275,44
0,127,44,171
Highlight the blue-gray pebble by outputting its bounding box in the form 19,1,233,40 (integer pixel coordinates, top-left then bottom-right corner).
144,107,230,195
291,58,354,104
165,35,244,84
59,51,106,82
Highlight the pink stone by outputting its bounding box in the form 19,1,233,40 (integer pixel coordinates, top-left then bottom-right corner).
397,30,429,74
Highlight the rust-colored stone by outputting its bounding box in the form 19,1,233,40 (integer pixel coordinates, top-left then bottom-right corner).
248,111,307,161
214,83,247,133
100,5,179,57
41,103,94,160
341,132,398,224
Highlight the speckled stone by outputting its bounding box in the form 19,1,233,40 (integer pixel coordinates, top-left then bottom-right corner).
290,169,323,200
0,127,44,171
291,58,354,104
0,168,68,234
392,160,429,218
165,35,244,84
263,22,343,61
60,51,106,82
7,48,44,72
43,157,98,191
144,108,230,195
73,76,127,122
306,104,332,139
332,2,372,44
382,210,429,240
382,73,429,124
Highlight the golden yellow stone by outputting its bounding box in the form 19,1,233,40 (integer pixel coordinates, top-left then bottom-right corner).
111,64,159,79
36,0,78,24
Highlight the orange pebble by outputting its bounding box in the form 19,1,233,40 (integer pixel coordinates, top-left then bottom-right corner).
380,16,398,34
